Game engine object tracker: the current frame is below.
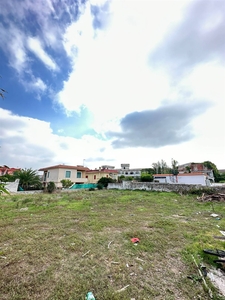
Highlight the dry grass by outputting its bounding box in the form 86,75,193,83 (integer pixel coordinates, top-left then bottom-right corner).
0,190,225,299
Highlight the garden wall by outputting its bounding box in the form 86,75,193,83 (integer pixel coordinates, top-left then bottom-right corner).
108,181,225,193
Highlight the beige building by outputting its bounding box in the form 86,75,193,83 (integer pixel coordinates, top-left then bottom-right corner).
86,166,118,184
38,164,89,188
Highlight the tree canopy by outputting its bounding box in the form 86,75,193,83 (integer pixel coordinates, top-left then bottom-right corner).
97,177,115,188
13,168,42,190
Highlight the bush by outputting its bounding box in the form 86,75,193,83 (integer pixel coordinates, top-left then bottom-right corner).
89,187,95,191
61,179,73,188
140,174,153,182
47,182,56,193
97,177,115,188
97,183,104,190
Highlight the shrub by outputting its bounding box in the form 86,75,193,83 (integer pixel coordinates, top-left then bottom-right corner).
61,179,73,188
97,177,115,188
89,187,95,191
97,183,104,190
47,182,56,193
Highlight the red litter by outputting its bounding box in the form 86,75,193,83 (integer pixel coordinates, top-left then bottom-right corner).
131,238,140,243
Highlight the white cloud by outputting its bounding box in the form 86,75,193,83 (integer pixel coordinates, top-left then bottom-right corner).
58,0,188,131
0,106,224,170
0,108,112,170
27,37,58,71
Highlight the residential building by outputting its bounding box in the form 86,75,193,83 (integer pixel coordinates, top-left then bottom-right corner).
86,166,118,184
116,164,142,178
38,164,89,188
0,165,20,176
178,162,214,182
153,172,211,186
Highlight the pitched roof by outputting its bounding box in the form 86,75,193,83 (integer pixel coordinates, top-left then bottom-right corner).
86,169,118,174
38,164,90,171
153,174,173,176
154,172,207,177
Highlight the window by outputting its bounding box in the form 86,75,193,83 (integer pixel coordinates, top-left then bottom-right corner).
47,172,50,178
106,175,108,177
77,171,82,178
86,175,88,178
65,171,71,178
94,175,96,180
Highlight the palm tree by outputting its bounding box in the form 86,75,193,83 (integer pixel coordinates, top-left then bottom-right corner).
0,183,9,195
13,168,41,190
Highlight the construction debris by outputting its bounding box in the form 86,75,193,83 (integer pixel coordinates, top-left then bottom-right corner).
197,193,225,202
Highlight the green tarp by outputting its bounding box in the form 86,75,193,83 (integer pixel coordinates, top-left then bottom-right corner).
69,183,97,189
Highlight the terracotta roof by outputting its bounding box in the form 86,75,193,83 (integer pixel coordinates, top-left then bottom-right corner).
86,169,118,174
153,174,173,176
38,164,90,171
178,172,206,176
154,173,206,177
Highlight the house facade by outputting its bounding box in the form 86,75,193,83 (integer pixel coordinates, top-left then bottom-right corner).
116,164,142,178
38,164,89,188
153,172,211,186
86,166,118,184
178,162,214,182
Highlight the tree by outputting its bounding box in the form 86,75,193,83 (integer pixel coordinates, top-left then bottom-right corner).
141,168,154,174
0,88,6,99
140,174,153,182
0,174,14,182
0,183,9,195
0,76,7,99
171,158,179,175
13,168,42,190
61,179,73,188
97,177,115,188
203,161,220,182
152,160,169,174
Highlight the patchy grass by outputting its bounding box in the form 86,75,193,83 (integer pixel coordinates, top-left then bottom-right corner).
0,190,225,299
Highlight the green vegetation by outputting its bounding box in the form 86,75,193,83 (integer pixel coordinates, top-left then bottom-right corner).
203,161,220,182
47,181,56,193
151,158,179,175
0,190,225,299
13,168,42,190
97,177,115,188
0,182,9,195
61,179,73,188
140,173,153,182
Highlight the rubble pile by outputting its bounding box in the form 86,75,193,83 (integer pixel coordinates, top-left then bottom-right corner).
197,193,225,202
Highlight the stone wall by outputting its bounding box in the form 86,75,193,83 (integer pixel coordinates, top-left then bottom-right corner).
108,181,225,193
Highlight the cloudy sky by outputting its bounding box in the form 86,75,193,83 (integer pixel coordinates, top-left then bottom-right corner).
0,0,224,171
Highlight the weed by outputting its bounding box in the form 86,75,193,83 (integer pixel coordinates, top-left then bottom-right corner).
0,190,225,299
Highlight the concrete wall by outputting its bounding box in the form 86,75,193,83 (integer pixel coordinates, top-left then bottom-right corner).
5,179,20,193
108,181,225,193
178,175,206,185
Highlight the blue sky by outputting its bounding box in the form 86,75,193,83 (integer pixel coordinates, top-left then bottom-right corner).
0,0,225,171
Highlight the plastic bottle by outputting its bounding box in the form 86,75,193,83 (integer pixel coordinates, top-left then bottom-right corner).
85,292,96,300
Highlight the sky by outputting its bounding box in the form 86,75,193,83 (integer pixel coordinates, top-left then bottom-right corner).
0,0,225,171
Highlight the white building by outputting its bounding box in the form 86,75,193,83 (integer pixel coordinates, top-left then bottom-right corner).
116,164,142,178
153,172,211,186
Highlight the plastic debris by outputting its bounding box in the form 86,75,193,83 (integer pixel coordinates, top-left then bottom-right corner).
210,213,219,218
131,238,140,244
85,292,95,300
